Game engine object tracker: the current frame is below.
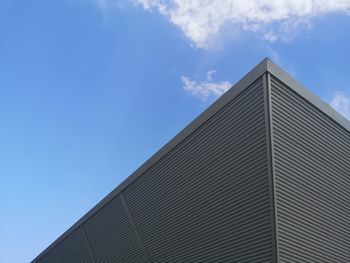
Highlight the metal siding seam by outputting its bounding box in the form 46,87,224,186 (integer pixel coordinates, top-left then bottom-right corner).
80,225,96,263
263,72,279,263
54,248,61,263
119,192,151,263
56,227,94,263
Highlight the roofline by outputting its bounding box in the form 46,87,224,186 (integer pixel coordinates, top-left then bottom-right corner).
266,59,350,132
32,58,350,262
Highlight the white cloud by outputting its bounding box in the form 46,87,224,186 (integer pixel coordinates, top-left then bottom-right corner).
182,70,231,101
330,93,350,119
206,70,216,81
133,0,350,48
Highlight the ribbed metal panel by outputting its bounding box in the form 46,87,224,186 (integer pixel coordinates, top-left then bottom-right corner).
37,250,59,263
123,78,274,263
56,228,93,263
270,75,350,263
83,195,147,263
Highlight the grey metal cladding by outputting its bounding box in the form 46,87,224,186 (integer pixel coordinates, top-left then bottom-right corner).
37,250,59,263
83,195,148,263
32,59,350,263
123,77,274,263
270,75,350,263
56,228,93,263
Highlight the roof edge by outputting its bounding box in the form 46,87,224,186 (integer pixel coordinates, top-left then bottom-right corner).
32,57,350,262
32,58,269,262
266,58,350,132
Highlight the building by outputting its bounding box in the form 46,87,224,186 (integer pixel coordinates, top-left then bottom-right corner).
32,58,350,263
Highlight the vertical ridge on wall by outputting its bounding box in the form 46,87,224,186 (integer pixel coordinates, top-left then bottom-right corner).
263,73,279,263
81,226,96,263
122,77,274,263
56,228,93,263
120,192,151,263
270,75,350,263
83,195,148,263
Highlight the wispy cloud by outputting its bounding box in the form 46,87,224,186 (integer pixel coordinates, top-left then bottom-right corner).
182,70,231,101
133,0,350,48
330,93,350,120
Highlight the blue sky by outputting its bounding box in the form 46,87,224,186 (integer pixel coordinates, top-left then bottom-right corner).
1,1,350,262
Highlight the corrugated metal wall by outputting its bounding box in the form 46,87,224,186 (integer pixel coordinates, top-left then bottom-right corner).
33,60,350,263
34,76,275,263
123,77,273,262
270,75,350,263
